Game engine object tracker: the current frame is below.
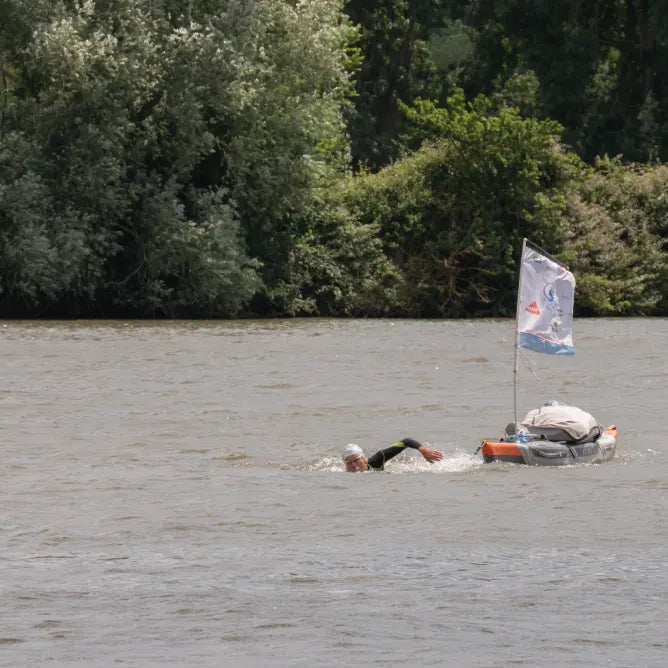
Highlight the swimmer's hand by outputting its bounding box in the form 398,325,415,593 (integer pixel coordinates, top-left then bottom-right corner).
418,444,444,463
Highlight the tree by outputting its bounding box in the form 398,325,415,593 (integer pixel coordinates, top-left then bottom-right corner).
0,0,355,316
563,158,667,315
340,92,580,316
344,0,445,170
446,0,668,162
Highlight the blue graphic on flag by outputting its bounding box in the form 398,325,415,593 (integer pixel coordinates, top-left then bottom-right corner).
520,332,575,356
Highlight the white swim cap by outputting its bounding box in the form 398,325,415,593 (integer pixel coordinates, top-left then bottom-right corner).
342,443,364,462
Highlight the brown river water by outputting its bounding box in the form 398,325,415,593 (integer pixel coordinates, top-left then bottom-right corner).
1,318,666,667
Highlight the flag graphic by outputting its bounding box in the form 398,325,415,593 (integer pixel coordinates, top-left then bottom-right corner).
518,244,575,355
525,301,540,315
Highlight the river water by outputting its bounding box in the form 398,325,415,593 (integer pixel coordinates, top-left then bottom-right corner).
1,318,666,667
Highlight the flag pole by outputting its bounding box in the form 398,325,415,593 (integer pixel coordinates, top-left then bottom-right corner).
513,238,528,434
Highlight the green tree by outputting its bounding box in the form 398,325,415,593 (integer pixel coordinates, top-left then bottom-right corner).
344,0,445,170
276,184,402,316
0,0,354,316
563,158,667,315
340,92,580,316
446,0,668,162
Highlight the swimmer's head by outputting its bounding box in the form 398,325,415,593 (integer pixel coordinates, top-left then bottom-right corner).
342,443,367,472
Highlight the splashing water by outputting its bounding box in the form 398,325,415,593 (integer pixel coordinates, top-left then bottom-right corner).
300,449,484,474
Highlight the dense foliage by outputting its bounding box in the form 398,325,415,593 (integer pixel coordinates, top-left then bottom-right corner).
340,93,579,316
0,1,666,317
344,0,445,170
1,0,353,316
563,158,668,315
434,1,668,164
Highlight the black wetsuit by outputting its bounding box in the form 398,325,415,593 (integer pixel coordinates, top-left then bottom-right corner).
366,438,423,471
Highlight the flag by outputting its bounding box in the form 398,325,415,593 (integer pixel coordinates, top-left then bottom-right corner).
518,241,575,355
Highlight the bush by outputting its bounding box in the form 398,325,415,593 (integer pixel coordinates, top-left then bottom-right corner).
338,93,580,316
563,158,667,315
273,184,402,316
0,0,353,317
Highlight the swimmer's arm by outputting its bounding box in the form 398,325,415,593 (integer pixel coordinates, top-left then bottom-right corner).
366,443,408,470
404,437,444,463
366,438,443,470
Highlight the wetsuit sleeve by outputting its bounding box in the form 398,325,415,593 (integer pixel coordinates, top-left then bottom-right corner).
366,438,422,471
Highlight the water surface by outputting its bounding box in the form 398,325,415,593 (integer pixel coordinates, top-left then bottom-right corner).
1,318,666,666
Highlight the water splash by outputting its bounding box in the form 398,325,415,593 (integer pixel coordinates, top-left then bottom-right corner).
299,450,484,474
387,449,484,474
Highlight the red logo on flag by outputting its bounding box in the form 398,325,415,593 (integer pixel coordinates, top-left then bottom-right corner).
525,301,540,315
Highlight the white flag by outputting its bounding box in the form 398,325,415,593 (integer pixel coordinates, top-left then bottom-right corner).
518,242,575,355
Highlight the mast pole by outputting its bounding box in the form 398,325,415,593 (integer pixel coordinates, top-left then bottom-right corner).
513,238,527,433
